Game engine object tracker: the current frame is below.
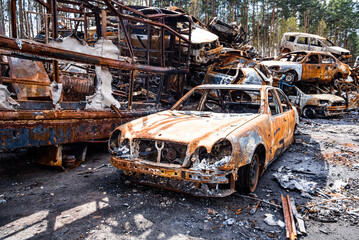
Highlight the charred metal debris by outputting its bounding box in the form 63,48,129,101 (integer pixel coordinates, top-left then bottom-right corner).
0,0,259,169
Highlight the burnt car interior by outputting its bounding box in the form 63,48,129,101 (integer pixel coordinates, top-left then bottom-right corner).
175,88,261,114
278,52,307,62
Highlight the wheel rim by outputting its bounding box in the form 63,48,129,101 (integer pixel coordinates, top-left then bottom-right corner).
303,107,315,118
285,73,295,84
248,155,259,192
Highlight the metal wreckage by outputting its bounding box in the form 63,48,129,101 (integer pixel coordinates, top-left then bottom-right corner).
0,1,358,196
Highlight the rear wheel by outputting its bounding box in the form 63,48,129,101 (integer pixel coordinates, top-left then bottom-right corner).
236,153,260,192
284,71,297,84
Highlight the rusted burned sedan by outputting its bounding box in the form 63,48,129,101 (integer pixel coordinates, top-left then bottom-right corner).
109,85,299,197
262,51,350,84
286,86,346,118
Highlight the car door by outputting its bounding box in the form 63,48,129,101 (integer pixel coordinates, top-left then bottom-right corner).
275,89,296,148
267,89,287,161
320,54,337,82
301,53,322,81
295,36,310,51
309,37,323,52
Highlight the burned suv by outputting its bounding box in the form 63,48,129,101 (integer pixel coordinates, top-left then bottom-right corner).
280,32,351,60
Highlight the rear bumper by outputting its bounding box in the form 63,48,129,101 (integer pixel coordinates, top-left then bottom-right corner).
111,156,235,197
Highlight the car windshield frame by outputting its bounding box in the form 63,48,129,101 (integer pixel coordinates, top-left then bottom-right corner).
277,52,308,62
319,38,335,47
171,87,264,115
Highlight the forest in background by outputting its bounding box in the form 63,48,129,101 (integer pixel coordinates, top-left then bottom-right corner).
0,0,358,60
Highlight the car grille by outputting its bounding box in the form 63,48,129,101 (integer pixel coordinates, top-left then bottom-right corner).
134,139,187,165
332,102,345,107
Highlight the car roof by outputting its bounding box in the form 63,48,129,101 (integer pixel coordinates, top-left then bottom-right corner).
283,32,326,40
283,50,334,56
195,84,271,90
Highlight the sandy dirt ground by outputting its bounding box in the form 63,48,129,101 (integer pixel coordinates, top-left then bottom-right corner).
0,113,358,240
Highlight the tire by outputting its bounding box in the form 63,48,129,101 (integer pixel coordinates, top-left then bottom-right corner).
302,106,316,118
236,153,260,193
284,71,297,84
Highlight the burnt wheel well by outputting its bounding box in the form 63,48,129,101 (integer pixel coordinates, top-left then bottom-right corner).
286,70,297,76
255,144,266,174
281,48,291,53
334,72,343,79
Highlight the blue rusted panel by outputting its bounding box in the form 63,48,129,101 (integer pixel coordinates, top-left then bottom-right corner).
0,119,121,152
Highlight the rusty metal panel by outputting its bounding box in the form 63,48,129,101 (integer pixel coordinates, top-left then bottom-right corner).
10,58,51,100
0,109,159,152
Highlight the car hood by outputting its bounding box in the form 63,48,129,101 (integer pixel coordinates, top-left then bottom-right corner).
326,46,350,53
309,94,345,102
182,27,219,44
262,60,299,67
122,110,259,145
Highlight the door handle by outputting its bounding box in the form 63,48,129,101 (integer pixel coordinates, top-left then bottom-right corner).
316,66,321,69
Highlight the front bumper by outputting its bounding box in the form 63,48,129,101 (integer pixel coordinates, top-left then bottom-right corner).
111,156,235,197
322,105,346,117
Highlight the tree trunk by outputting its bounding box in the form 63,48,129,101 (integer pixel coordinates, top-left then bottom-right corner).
252,0,255,45
211,0,215,18
256,0,259,49
205,0,209,24
231,0,234,23
261,0,265,56
270,0,276,56
18,0,24,38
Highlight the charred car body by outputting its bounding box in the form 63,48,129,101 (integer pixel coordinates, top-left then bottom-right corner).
262,51,350,85
280,32,351,60
286,86,346,118
204,49,272,86
109,84,298,197
125,6,222,66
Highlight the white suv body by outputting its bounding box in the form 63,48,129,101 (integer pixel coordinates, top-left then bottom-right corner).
280,32,351,60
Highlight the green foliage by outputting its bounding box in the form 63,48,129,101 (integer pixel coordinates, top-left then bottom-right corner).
317,18,327,38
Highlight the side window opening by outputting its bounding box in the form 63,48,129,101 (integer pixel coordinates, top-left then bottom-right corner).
267,90,281,116
285,35,295,42
322,55,335,64
310,38,322,47
306,54,319,64
276,89,292,112
297,37,309,45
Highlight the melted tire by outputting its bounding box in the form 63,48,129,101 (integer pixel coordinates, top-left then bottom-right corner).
302,106,316,119
236,153,260,193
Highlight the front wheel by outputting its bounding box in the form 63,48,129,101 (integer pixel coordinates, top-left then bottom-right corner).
236,153,260,192
302,106,316,118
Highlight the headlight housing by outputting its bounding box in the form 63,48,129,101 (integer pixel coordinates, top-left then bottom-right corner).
190,140,233,170
109,129,121,152
109,130,130,157
319,100,330,105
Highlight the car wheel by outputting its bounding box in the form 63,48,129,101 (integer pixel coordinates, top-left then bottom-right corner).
302,106,316,118
284,71,297,84
236,153,260,192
